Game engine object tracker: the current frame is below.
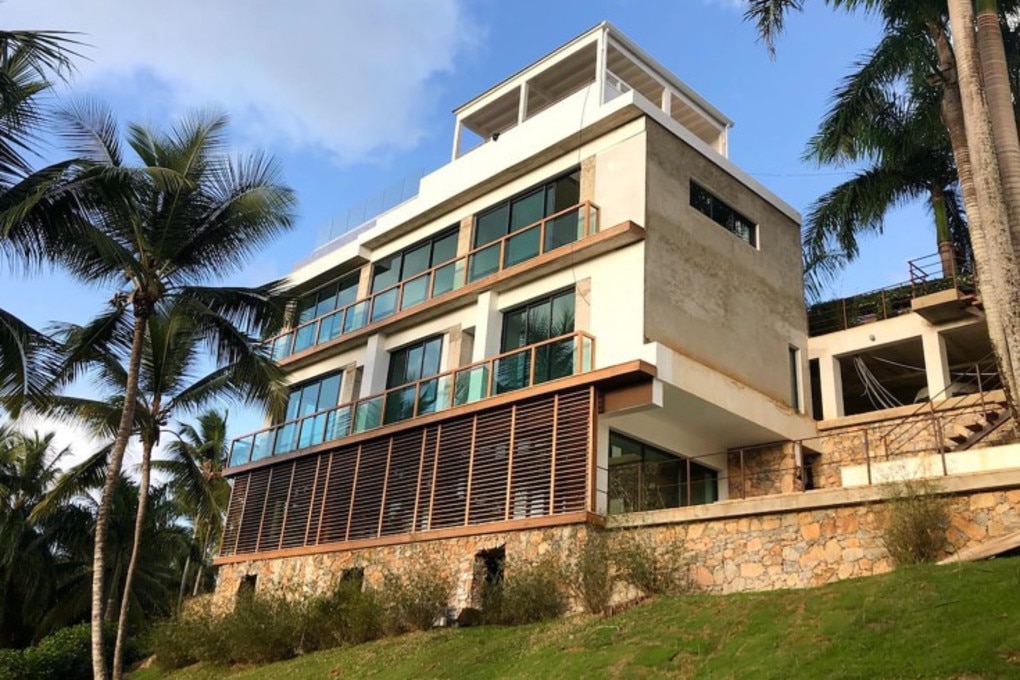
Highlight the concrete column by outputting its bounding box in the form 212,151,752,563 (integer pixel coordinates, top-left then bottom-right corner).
339,362,360,404
922,330,952,401
471,291,501,362
360,333,389,398
579,157,596,204
818,353,845,419
456,215,474,257
355,263,372,300
575,279,591,333
443,325,461,371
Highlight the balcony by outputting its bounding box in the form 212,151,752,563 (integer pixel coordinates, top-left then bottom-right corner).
808,251,977,337
269,202,600,362
229,331,597,468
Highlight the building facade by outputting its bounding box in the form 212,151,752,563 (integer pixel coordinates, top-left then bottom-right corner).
210,23,1018,608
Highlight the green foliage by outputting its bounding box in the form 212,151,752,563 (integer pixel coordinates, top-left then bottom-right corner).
0,624,114,680
569,530,613,615
881,480,951,565
612,531,686,596
482,556,568,626
146,609,220,671
381,560,453,633
300,580,384,651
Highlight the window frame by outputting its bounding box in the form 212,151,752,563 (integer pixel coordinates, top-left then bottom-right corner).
689,180,758,248
371,226,459,294
607,431,719,513
473,168,581,249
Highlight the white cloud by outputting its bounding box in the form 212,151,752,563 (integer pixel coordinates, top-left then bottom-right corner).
699,0,745,11
4,0,478,163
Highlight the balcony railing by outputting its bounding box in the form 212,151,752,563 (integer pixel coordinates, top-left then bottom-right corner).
269,201,601,361
230,331,597,468
808,250,976,337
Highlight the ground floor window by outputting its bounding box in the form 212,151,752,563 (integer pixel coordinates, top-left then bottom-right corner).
607,432,718,513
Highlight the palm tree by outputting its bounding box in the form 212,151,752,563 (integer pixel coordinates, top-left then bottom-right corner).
158,410,232,603
0,425,85,647
47,297,286,676
744,0,1020,420
0,31,80,415
8,103,296,680
803,69,967,276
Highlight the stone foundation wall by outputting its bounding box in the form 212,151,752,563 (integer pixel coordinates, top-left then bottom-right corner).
211,483,1020,610
805,399,1015,490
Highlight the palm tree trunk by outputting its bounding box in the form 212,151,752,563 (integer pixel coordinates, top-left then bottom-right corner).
192,530,210,597
111,423,157,680
176,528,197,611
931,185,956,278
947,0,1020,422
91,311,147,680
975,0,1020,249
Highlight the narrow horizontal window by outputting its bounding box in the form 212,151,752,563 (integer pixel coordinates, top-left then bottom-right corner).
690,181,757,248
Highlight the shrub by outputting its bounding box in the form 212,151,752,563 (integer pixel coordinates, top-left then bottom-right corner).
301,580,385,651
148,609,222,671
483,556,568,626
570,530,614,614
0,649,26,680
882,480,951,566
382,560,454,633
217,593,303,665
18,623,107,680
613,531,687,596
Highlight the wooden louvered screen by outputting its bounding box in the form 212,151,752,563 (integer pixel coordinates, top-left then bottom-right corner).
218,386,595,558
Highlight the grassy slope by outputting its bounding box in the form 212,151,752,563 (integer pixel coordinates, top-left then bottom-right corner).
134,558,1020,680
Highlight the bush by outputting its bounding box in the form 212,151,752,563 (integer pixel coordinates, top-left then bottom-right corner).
148,609,222,671
483,556,568,626
382,560,454,633
882,480,951,565
217,593,304,665
570,530,613,614
0,649,26,680
13,623,109,680
301,580,385,651
613,532,686,596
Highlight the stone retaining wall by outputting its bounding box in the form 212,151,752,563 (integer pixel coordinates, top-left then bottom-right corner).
211,483,1020,610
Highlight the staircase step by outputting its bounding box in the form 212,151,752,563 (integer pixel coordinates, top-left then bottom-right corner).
949,434,969,444
964,422,985,433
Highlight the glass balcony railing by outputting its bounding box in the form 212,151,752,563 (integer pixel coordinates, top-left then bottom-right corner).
268,202,600,361
228,331,596,468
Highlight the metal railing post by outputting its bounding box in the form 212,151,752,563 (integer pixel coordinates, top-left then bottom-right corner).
739,448,746,499
864,430,872,486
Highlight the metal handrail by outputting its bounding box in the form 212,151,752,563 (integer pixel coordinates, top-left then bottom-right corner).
268,201,601,361
229,331,597,467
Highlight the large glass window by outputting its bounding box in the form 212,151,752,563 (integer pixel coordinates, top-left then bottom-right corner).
370,228,459,322
469,171,581,282
384,336,444,424
496,289,575,393
290,272,360,353
690,181,757,247
607,432,718,514
273,372,343,456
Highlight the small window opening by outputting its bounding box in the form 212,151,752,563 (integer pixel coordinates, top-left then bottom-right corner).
237,574,257,601
471,546,505,609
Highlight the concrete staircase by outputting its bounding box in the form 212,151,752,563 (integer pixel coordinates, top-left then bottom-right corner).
945,400,1012,452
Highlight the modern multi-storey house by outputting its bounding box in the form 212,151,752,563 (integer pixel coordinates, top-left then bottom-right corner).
210,22,1020,606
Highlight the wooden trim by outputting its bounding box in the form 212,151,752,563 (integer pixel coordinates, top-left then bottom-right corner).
463,415,478,525
254,467,274,552
426,424,442,530
587,385,597,513
344,445,363,542
277,221,644,369
314,452,334,545
503,404,518,521
410,429,428,531
376,437,394,538
277,463,297,551
303,455,322,547
225,360,656,477
549,393,559,515
213,511,595,565
231,473,251,556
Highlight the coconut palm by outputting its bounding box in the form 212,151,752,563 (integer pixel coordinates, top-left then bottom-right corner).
158,410,232,603
7,102,296,680
0,31,80,415
47,290,287,676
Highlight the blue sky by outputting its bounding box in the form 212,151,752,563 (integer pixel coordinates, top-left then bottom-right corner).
2,0,935,452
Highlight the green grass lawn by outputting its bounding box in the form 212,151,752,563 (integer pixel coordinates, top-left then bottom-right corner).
133,558,1020,680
